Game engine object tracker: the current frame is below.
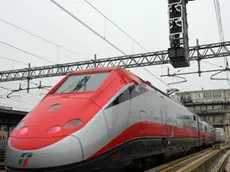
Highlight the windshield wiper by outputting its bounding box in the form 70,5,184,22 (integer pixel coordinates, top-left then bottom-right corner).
58,76,90,93
72,76,91,92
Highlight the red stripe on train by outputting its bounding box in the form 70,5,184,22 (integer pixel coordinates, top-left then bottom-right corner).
89,121,215,159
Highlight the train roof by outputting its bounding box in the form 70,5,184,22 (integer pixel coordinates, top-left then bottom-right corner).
71,67,120,75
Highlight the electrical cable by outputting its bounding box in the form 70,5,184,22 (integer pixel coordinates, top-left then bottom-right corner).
0,93,38,106
202,61,224,68
175,61,196,74
0,55,27,66
0,40,56,64
142,67,171,88
0,18,84,58
50,0,127,55
81,0,174,89
84,0,148,52
0,85,45,100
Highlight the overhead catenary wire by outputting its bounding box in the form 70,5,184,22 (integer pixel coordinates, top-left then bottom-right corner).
0,18,84,58
0,55,27,66
0,88,40,106
142,67,171,88
84,0,148,52
202,61,224,68
50,0,127,55
0,85,42,99
81,0,174,89
0,40,56,64
0,19,58,106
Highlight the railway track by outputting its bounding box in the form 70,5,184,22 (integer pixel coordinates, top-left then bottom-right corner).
147,149,214,172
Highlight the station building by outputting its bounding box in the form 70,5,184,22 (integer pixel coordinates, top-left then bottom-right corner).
171,89,230,138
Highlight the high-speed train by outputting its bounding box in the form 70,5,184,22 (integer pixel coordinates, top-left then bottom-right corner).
5,67,220,171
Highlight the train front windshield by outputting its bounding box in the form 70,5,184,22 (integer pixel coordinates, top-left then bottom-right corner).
54,72,110,94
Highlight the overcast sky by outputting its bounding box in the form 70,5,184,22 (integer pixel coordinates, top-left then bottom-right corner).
0,0,229,111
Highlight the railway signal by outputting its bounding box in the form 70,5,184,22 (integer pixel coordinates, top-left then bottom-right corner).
168,0,193,68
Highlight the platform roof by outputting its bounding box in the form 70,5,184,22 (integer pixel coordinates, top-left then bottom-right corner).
0,108,28,126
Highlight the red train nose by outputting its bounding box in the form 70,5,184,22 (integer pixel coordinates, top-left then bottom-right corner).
11,94,101,139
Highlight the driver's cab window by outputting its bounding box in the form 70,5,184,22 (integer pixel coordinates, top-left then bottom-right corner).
54,72,110,94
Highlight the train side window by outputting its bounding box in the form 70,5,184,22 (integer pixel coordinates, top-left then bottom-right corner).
119,89,131,103
110,88,131,106
130,85,145,98
205,126,207,132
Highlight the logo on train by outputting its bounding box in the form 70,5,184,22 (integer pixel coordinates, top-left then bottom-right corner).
18,153,33,167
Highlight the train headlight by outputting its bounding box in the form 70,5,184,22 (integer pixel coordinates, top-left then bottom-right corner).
64,119,82,130
48,126,61,134
19,127,28,135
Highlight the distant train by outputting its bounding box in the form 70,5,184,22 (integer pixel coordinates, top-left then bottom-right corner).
215,127,225,143
5,67,223,172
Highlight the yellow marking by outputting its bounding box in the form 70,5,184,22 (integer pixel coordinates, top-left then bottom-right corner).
176,150,218,172
159,150,213,172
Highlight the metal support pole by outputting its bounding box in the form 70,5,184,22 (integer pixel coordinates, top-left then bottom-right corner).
7,119,10,140
94,54,97,68
196,39,201,77
27,63,31,93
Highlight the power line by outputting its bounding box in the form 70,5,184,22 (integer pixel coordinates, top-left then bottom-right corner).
50,0,127,55
202,61,224,68
142,67,171,88
0,40,55,64
82,0,173,89
84,0,148,52
0,55,27,66
0,88,40,103
0,18,84,58
0,80,49,99
175,61,196,74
